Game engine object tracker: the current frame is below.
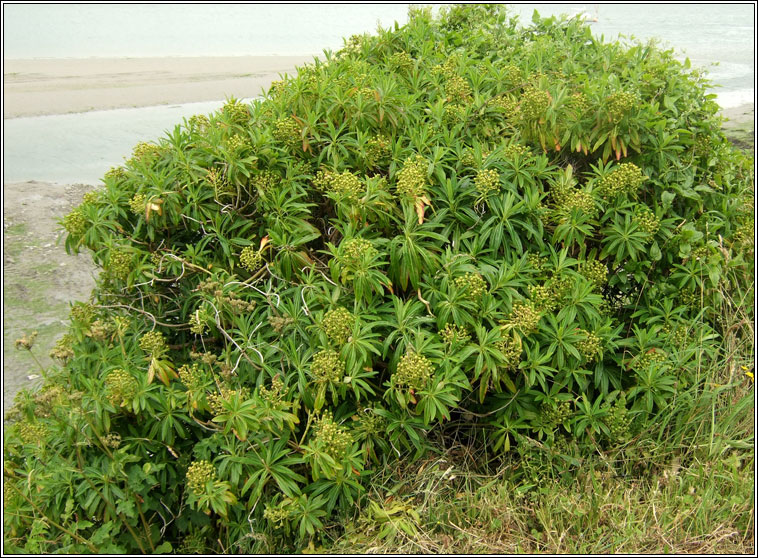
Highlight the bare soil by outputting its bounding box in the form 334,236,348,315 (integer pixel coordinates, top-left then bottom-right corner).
2,181,96,411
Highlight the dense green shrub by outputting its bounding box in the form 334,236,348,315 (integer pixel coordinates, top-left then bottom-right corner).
4,5,753,553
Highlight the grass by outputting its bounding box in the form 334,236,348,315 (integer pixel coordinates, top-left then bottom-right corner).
313,282,756,555
318,389,754,554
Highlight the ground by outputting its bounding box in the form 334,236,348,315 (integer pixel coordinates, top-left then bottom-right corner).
3,181,95,411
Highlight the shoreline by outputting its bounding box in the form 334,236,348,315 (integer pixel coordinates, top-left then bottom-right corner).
3,55,315,118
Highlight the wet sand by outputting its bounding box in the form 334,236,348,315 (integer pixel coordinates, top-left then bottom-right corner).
3,55,314,118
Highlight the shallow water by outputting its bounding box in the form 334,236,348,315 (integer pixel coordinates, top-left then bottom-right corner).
3,100,243,184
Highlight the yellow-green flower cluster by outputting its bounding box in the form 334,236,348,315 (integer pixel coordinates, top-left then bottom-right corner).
190,350,218,366
502,64,522,84
731,220,754,252
439,323,470,346
222,99,250,125
596,163,645,198
529,284,556,312
689,246,709,262
396,155,429,199
63,209,88,237
313,411,353,459
354,86,376,100
495,335,521,369
569,92,590,117
432,57,458,80
389,51,414,72
105,369,138,407
26,385,65,419
455,272,487,299
606,91,637,122
14,330,38,351
268,315,294,334
503,142,531,159
509,301,541,333
492,94,520,116
678,289,698,308
445,75,472,103
527,252,547,271
443,103,467,125
139,330,167,359
540,401,571,426
550,276,572,299
520,88,551,120
330,171,364,200
225,134,250,153
339,34,367,58
129,193,147,215
131,141,162,163
323,307,354,344
268,79,287,97
311,350,344,383
474,169,500,197
220,291,256,313
272,117,301,148
108,250,131,281
186,460,216,494
252,169,280,193
555,189,596,216
208,387,251,416
263,499,296,528
82,190,100,205
460,146,492,167
634,206,660,235
87,319,114,342
104,166,127,182
179,363,203,390
394,352,433,390
603,396,631,442
666,324,691,348
529,276,570,311
577,330,602,362
341,237,377,267
16,421,47,445
189,309,208,335
578,259,608,286
366,135,392,167
633,349,666,370
188,114,210,132
260,375,285,405
103,433,122,449
312,169,336,191
197,278,220,294
240,245,263,273
50,334,75,362
71,303,96,324
206,167,232,196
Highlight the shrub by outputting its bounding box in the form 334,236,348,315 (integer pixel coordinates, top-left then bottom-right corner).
4,5,753,553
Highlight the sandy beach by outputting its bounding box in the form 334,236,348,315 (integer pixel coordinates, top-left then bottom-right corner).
4,55,314,118
1,55,754,411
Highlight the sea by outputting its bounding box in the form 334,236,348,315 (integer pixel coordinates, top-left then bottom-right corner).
2,3,755,184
